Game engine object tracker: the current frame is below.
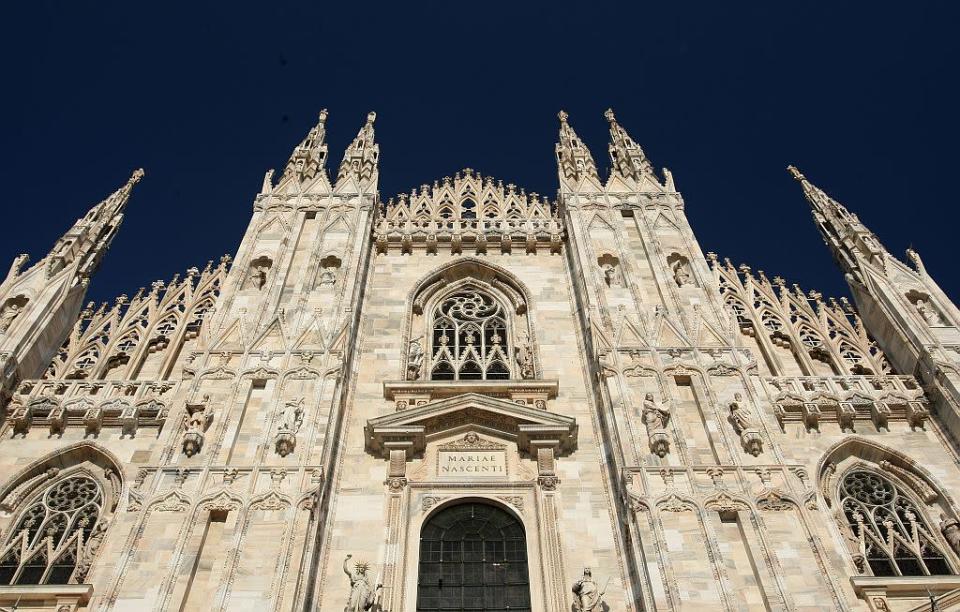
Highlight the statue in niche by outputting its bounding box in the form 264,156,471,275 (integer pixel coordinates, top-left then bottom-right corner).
515,342,534,379
183,395,214,434
602,263,621,287
641,393,670,430
343,554,382,612
941,514,960,556
671,258,692,287
728,393,754,432
317,255,342,288
0,301,23,333
915,297,943,326
641,392,671,457
247,263,269,291
182,395,214,457
728,393,763,456
406,340,424,380
317,268,337,286
278,397,304,433
572,567,608,611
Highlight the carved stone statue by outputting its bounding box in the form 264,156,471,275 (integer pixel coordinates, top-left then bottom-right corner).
728,393,763,456
247,264,269,291
602,264,621,287
406,340,424,380
343,554,382,612
728,393,754,433
515,343,534,379
915,298,943,326
941,514,960,556
572,567,607,611
184,395,213,434
0,302,22,333
641,392,671,457
672,259,692,287
641,393,670,430
278,397,304,433
318,267,337,286
182,395,213,457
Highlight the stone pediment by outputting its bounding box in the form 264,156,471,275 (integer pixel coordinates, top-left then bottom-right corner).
365,392,576,459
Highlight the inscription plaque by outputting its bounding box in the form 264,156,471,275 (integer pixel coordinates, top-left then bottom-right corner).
438,451,506,477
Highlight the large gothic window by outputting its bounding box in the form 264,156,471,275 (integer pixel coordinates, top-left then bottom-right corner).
840,470,952,577
417,503,531,612
0,475,104,585
431,290,511,381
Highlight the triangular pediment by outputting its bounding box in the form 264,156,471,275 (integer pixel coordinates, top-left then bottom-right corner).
365,392,577,458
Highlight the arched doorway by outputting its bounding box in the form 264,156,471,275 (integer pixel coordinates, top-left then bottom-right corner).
416,502,531,611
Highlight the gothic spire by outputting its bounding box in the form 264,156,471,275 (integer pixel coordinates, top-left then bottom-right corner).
282,109,329,182
47,169,144,281
788,165,887,280
337,111,379,186
555,111,598,184
605,108,655,182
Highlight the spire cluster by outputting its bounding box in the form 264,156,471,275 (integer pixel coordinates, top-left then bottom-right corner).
555,109,663,189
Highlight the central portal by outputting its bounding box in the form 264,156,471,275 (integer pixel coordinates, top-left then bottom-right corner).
416,502,531,612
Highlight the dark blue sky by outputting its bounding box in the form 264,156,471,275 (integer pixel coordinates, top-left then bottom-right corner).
2,2,957,305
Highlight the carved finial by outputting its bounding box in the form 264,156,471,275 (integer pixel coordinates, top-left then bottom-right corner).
558,110,569,123
604,107,616,123
366,111,376,124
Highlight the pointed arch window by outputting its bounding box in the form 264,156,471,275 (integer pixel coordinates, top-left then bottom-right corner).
839,470,952,577
430,289,511,381
0,475,104,585
798,326,824,348
460,198,477,220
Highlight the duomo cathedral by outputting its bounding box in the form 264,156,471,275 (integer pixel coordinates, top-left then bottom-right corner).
2,108,960,611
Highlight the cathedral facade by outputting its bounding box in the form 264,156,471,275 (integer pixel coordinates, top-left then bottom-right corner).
2,108,960,611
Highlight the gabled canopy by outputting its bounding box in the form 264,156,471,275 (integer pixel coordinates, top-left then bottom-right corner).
365,392,577,459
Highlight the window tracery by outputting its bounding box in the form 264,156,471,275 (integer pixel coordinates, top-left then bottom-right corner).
839,470,952,577
431,290,511,381
0,475,104,585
